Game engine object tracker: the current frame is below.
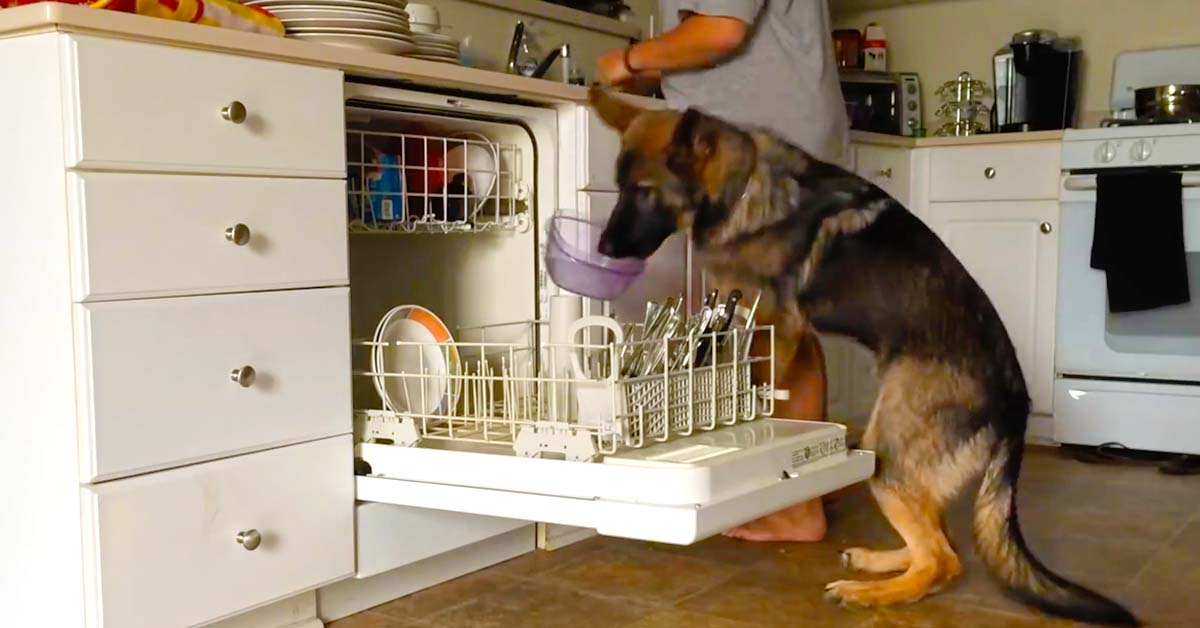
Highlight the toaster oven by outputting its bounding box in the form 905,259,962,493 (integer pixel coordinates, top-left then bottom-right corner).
839,70,921,136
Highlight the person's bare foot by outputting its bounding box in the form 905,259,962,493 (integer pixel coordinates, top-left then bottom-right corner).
723,498,827,542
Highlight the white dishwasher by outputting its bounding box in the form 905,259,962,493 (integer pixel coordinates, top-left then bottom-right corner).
338,81,874,554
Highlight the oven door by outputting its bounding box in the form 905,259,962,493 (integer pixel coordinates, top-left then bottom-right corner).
1057,172,1200,381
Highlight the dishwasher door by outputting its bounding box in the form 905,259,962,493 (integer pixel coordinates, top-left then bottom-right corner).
355,419,873,545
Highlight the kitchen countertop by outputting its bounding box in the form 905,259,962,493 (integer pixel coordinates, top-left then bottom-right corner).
0,3,616,106
851,129,1064,147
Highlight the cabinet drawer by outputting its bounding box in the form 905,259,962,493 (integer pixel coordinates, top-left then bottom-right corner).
76,288,352,482
929,143,1060,201
63,35,344,177
854,144,912,207
577,106,622,191
82,436,354,628
69,172,348,301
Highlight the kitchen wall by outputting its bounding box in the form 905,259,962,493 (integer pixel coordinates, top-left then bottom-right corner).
428,0,653,82
832,0,1200,128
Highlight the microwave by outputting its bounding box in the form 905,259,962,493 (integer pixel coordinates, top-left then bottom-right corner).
839,70,921,136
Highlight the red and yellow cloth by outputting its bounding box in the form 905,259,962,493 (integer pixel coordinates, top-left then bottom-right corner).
0,0,285,37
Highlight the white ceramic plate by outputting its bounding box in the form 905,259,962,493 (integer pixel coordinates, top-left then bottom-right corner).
282,16,410,30
249,0,408,19
411,55,459,63
420,44,460,54
371,305,461,416
289,25,413,39
289,32,417,54
265,4,409,19
374,319,446,415
271,7,410,22
411,31,456,44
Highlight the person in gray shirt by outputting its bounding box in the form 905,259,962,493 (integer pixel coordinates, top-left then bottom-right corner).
596,0,849,542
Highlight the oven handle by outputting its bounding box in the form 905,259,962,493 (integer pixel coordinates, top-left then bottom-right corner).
1064,172,1200,190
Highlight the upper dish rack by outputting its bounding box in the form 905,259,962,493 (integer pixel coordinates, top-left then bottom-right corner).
354,320,775,462
346,128,529,234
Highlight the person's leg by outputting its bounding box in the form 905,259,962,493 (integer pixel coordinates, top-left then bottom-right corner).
723,328,829,542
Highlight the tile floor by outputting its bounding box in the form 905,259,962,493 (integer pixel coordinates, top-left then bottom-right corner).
331,447,1200,628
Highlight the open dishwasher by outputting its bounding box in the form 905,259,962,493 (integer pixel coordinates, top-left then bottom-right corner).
341,81,875,547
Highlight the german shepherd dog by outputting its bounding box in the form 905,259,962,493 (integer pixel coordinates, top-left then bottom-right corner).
587,87,1138,627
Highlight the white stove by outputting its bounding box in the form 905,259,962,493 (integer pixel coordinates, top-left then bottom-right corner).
1055,46,1200,456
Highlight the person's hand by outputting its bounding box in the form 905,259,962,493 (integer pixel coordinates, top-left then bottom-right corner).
596,48,635,87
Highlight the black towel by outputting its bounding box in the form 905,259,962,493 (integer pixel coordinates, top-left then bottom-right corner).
1090,170,1190,313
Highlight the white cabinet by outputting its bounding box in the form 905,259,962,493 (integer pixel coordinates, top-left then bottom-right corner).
1,32,353,628
83,436,354,628
853,144,913,207
927,200,1059,414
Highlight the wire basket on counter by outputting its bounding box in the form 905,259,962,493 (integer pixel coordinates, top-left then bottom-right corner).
353,310,775,462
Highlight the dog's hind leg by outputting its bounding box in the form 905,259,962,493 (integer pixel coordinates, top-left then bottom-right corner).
826,480,955,606
828,360,987,606
841,546,910,574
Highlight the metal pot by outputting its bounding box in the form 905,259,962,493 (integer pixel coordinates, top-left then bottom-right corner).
1135,84,1200,120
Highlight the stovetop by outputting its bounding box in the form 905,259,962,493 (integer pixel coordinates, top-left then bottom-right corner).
1061,45,1200,171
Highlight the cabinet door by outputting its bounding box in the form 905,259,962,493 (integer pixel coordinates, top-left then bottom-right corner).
853,144,912,208
928,201,1058,414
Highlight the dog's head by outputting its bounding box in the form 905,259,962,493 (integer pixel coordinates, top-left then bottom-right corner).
588,87,756,260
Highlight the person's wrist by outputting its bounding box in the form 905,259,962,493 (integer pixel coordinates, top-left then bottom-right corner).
623,43,640,76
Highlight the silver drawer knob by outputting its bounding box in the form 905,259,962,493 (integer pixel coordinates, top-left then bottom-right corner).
1040,222,1053,234
877,167,893,179
236,529,262,551
984,166,997,179
225,224,251,246
221,101,247,124
230,366,257,388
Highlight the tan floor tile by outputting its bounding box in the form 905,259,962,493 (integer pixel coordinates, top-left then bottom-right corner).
372,570,518,620
487,536,613,579
424,579,652,628
536,543,740,606
636,535,798,567
619,609,757,628
328,611,423,628
1126,521,1200,625
678,582,874,627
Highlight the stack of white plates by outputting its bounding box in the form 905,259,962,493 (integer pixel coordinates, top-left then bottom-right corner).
246,0,417,55
410,30,460,64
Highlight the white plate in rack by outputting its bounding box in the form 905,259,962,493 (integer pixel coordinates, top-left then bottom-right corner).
290,32,417,54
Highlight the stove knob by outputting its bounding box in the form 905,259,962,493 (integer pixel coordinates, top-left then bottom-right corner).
1131,139,1153,162
1095,141,1117,163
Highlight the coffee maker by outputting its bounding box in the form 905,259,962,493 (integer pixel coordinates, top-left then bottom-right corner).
992,29,1081,132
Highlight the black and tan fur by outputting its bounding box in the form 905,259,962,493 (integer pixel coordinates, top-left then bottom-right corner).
588,87,1139,627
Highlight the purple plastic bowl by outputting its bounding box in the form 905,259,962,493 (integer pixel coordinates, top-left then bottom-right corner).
545,214,646,300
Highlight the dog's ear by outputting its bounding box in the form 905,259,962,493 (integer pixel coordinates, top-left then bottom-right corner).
669,108,755,203
588,86,642,132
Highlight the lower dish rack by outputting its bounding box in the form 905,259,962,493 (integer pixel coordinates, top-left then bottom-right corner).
354,319,775,462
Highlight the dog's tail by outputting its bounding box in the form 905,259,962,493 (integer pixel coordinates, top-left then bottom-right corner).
973,435,1139,627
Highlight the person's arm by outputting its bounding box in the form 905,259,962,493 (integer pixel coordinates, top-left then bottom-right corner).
596,7,758,87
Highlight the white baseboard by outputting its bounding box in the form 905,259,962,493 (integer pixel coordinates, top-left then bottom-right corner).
1026,414,1058,447
316,526,534,622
